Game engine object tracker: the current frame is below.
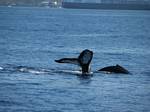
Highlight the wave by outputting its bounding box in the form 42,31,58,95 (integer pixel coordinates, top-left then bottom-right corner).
0,64,93,76
0,64,51,75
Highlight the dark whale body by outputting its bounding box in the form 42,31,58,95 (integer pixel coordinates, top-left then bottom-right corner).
55,49,93,74
55,49,130,74
98,64,129,74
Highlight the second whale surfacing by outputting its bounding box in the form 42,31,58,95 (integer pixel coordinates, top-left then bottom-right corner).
98,64,129,74
55,49,93,74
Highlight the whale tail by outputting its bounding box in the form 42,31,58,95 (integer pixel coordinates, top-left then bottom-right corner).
55,58,79,65
55,49,93,74
78,49,93,73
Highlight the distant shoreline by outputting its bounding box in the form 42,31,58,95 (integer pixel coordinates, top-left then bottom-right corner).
62,2,150,10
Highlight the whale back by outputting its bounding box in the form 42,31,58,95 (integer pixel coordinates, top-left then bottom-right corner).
99,64,129,74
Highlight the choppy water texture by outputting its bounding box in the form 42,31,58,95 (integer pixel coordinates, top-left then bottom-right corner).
0,7,150,112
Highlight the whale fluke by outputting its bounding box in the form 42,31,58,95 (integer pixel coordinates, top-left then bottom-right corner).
98,64,129,74
55,49,93,74
78,49,93,74
55,58,79,65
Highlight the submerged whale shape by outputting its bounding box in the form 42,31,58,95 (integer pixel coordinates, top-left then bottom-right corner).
98,64,129,74
55,49,93,74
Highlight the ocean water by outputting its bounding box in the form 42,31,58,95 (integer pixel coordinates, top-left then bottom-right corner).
0,6,150,112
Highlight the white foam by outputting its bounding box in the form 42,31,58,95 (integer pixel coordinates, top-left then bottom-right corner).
60,70,93,75
19,68,46,74
28,70,46,74
19,68,26,72
58,70,82,75
0,67,3,70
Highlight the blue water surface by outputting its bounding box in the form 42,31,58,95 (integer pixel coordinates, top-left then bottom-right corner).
0,6,150,112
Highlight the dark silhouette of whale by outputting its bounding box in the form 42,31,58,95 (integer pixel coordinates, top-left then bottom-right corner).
55,49,130,74
98,64,129,74
55,49,93,74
